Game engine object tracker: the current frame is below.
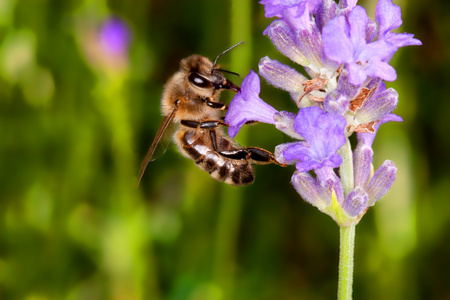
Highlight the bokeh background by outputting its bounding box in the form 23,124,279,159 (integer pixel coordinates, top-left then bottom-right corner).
0,0,448,299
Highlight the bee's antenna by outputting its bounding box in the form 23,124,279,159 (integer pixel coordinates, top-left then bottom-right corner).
213,69,240,77
212,41,244,69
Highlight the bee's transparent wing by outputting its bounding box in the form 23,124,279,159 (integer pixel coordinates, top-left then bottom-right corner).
137,105,178,186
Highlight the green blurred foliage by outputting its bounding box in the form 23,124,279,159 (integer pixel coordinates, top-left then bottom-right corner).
0,0,448,299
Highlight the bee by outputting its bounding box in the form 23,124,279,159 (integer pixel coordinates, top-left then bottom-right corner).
137,43,283,186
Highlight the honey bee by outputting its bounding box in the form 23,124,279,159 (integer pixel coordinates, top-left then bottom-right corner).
137,43,283,186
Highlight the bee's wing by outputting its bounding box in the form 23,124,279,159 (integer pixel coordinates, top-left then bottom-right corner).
137,105,178,186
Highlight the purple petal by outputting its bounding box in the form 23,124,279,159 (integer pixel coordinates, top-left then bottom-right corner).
384,32,423,48
323,16,353,64
298,108,347,157
281,106,346,172
352,40,397,83
348,6,369,51
365,60,397,82
375,0,403,38
260,0,304,18
285,2,309,30
375,0,422,48
346,63,368,85
225,70,278,138
260,0,318,31
360,39,397,63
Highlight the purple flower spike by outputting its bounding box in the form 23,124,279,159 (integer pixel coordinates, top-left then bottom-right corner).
323,7,397,85
99,16,131,56
280,106,347,172
222,0,419,226
376,0,422,49
225,70,279,138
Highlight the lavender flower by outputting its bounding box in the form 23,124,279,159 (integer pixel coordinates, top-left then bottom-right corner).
99,17,131,57
225,0,421,226
79,15,131,73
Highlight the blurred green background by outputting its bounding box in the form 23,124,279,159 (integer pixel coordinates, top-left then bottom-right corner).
0,0,448,299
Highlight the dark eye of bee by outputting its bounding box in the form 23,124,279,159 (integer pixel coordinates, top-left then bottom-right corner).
189,73,213,89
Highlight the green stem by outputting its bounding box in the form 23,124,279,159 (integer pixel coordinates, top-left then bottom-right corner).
338,137,354,195
337,136,355,300
338,224,356,300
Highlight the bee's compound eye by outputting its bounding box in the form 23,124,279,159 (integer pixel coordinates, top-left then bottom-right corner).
189,73,212,89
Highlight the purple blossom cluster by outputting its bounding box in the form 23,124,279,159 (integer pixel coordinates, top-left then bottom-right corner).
225,0,420,225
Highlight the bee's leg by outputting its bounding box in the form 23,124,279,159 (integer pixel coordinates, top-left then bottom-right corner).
218,147,284,166
180,120,200,128
247,147,286,166
208,129,284,166
205,98,228,110
180,120,226,129
200,120,227,128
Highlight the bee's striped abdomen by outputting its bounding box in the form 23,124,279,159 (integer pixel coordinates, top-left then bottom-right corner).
177,130,254,186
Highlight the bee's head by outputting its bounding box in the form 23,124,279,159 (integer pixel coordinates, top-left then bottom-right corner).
181,55,240,98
